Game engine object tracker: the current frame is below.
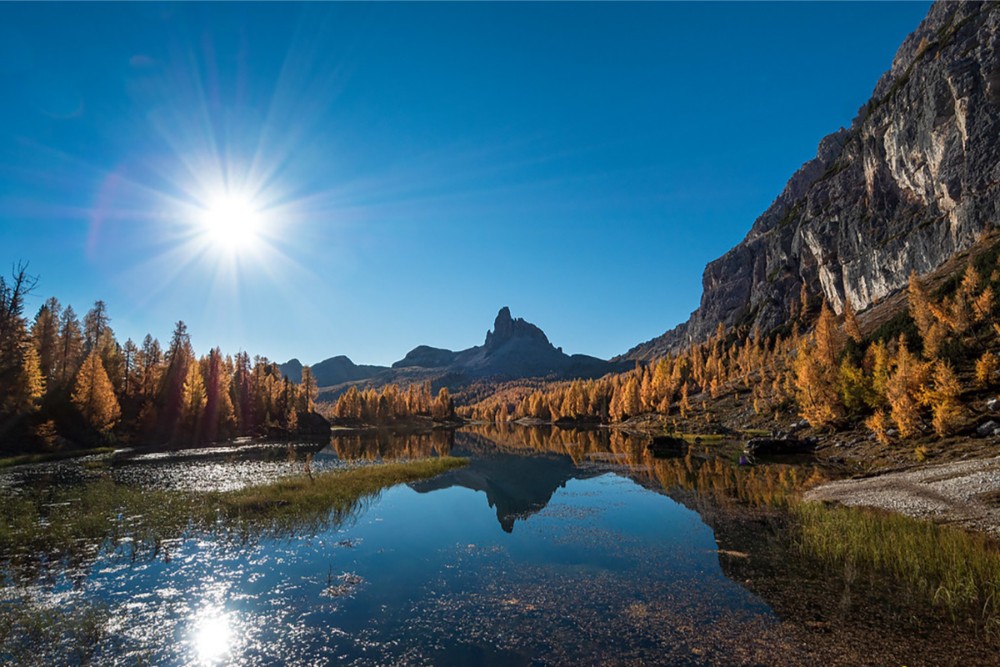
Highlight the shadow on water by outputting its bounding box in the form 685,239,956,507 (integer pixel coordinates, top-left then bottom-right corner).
0,425,996,665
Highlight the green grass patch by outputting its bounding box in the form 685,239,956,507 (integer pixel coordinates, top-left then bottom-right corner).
793,501,1000,635
218,458,466,528
0,457,467,569
0,447,117,469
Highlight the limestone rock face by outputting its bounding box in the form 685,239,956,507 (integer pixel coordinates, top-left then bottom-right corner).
624,1,1000,360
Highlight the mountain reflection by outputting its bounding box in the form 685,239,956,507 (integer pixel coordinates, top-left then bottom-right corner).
325,424,829,533
410,432,599,533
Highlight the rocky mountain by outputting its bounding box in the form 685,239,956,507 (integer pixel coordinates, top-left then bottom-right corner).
624,1,1000,360
285,307,625,391
391,345,457,369
430,306,619,380
279,355,385,387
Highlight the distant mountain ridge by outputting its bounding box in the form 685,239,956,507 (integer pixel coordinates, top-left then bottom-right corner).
278,355,385,387
623,1,1000,360
280,306,626,391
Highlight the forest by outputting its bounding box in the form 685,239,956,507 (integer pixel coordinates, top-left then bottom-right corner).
6,242,1000,454
462,249,1000,450
0,263,327,452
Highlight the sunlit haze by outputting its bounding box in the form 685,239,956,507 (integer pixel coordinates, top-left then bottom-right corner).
0,2,931,365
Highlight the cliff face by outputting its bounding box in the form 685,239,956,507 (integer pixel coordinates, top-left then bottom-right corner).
625,1,1000,360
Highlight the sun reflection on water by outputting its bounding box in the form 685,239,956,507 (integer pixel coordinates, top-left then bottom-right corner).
192,608,233,665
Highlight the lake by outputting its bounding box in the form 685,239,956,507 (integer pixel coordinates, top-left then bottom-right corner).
0,426,991,665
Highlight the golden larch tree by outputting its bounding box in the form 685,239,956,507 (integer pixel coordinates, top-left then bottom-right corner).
72,350,121,434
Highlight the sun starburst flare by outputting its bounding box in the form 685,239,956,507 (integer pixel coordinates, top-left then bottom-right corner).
198,193,264,253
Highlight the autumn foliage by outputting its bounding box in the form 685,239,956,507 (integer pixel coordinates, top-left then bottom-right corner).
464,249,1000,446
0,266,325,450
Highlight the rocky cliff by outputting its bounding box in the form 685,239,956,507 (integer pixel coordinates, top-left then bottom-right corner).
625,1,1000,360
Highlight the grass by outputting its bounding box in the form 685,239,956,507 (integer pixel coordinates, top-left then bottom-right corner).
0,447,117,469
793,501,1000,636
218,458,467,528
0,457,468,569
0,596,109,667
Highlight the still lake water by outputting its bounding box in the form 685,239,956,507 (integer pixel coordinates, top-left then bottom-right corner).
0,426,990,665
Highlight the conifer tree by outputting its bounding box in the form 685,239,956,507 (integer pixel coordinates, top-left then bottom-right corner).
793,302,845,427
924,361,963,437
975,351,999,388
299,365,317,413
56,305,83,387
72,351,121,435
32,297,61,384
431,387,454,420
13,345,44,414
181,356,207,434
885,336,928,439
843,297,862,343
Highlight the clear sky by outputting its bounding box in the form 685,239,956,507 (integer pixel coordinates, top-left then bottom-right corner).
0,1,932,367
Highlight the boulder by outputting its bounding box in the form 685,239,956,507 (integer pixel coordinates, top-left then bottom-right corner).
977,420,1000,437
647,436,689,458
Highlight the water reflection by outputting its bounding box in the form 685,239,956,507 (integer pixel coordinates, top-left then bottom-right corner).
192,608,233,665
0,426,993,665
411,435,595,533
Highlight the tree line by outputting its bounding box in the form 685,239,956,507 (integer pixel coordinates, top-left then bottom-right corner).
327,382,456,424
0,264,323,452
463,251,1000,445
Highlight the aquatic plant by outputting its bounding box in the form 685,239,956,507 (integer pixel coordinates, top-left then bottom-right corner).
793,501,1000,636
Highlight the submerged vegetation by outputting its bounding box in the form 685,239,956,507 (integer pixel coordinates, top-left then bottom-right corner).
793,501,1000,636
0,456,467,569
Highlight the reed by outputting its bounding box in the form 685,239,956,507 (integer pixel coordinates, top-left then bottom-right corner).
794,501,1000,635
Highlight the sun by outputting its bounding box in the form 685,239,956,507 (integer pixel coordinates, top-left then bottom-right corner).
199,194,263,252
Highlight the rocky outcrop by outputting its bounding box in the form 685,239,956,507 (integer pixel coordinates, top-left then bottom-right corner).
484,306,550,353
624,1,1000,360
395,307,625,381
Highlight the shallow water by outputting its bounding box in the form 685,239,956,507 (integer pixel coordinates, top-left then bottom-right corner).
0,427,991,665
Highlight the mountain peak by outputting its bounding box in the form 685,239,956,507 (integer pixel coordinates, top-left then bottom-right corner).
484,307,550,352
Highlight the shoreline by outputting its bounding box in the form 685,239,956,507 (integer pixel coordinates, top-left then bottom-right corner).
804,454,1000,536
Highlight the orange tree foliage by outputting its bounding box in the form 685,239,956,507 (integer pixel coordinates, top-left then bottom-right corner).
463,249,1000,444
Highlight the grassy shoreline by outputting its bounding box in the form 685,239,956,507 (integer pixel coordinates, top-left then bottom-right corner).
0,456,468,566
0,447,118,469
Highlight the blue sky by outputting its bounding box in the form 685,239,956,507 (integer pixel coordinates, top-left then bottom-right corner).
0,2,932,366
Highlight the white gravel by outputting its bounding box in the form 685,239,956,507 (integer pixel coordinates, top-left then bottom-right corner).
804,455,1000,536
